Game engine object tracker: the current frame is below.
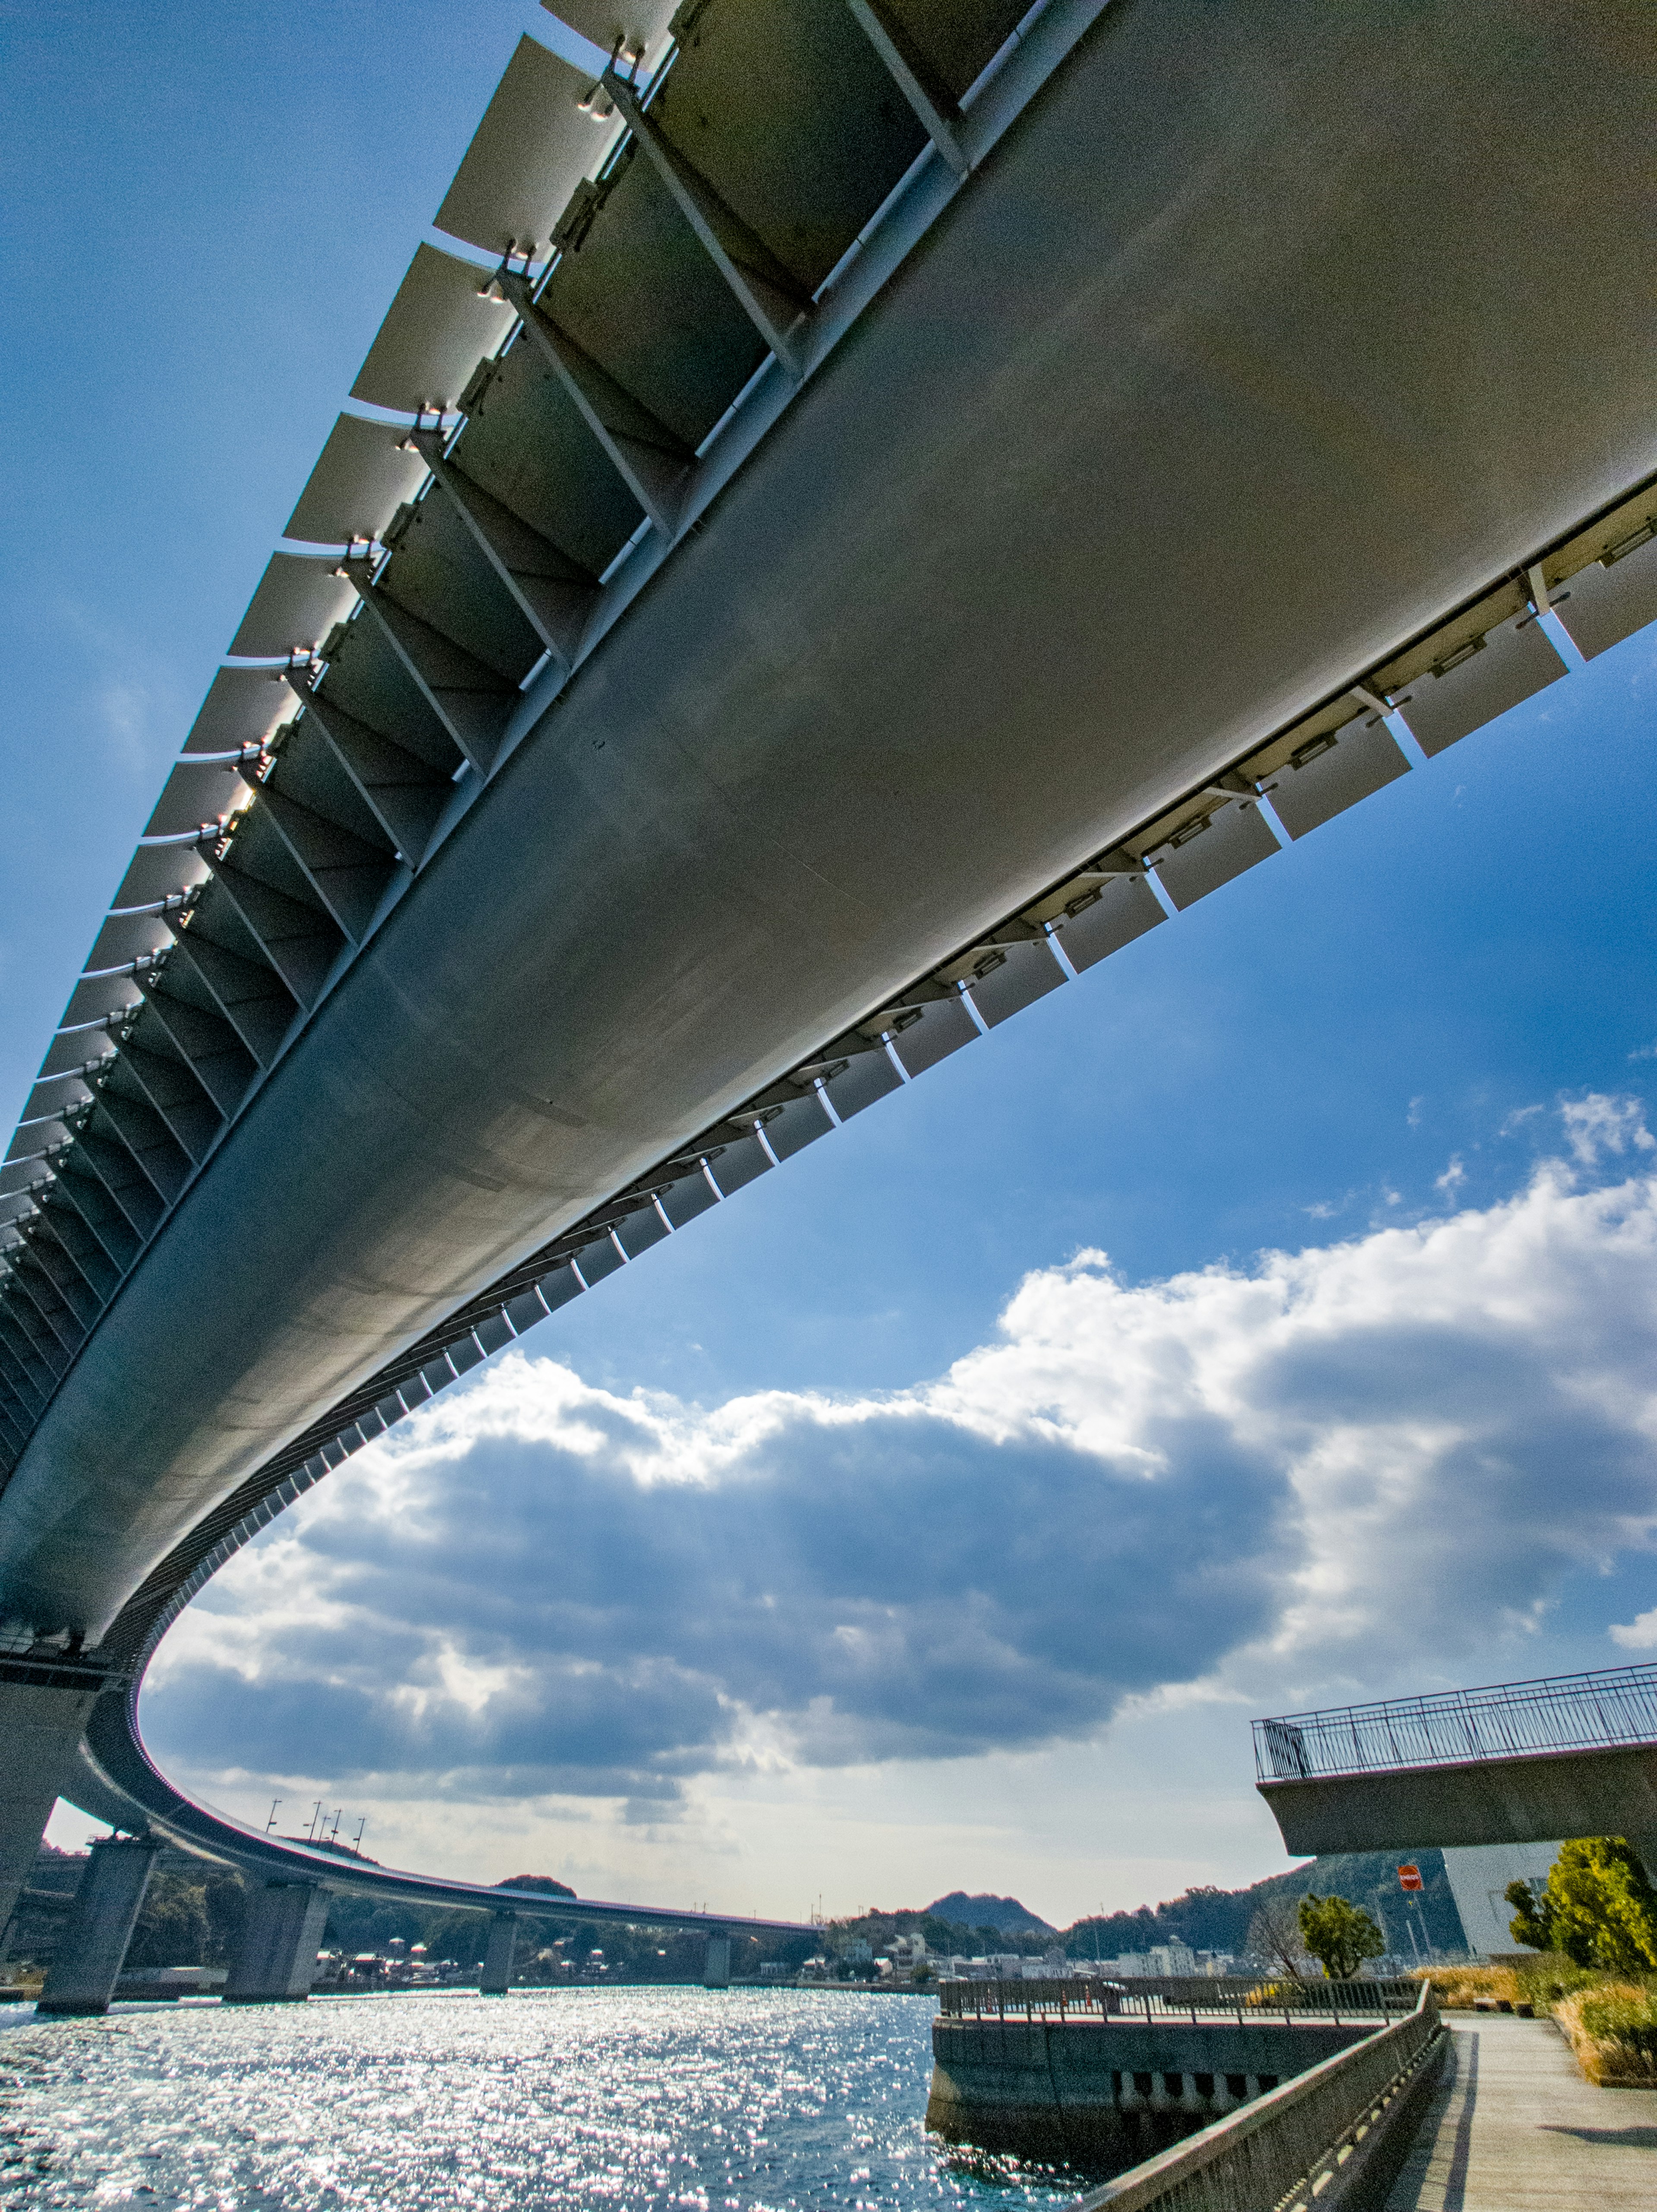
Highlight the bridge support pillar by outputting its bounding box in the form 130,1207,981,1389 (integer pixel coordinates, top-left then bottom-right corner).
0,1680,100,1949
36,1837,160,2015
223,1881,330,2002
702,1929,730,1990
480,1911,517,1995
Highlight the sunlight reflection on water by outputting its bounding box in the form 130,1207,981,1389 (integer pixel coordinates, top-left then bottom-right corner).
0,1987,1085,2209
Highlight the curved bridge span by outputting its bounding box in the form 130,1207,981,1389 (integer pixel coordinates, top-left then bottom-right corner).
1,0,1654,1991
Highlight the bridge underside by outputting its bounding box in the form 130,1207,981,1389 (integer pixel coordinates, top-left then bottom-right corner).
0,0,1653,1955
1259,1746,1657,1880
3,0,1653,1648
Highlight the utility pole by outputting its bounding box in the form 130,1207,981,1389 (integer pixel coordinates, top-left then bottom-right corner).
265,1798,282,1834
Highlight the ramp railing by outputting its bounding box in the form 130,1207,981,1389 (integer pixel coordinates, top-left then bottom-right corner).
1254,1661,1657,1781
937,1975,1420,2025
1074,1983,1443,2212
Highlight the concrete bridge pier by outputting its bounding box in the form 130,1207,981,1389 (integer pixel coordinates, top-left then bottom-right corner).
35,1836,160,2015
702,1929,730,1989
0,1680,100,1943
479,1910,517,1995
223,1880,330,2002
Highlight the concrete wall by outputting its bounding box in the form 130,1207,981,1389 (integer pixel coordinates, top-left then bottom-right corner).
926,2017,1371,2167
1440,1842,1563,1958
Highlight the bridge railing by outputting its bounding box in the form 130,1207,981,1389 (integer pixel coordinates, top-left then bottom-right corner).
935,1975,1421,2024
1074,1984,1443,2212
1253,1661,1657,1781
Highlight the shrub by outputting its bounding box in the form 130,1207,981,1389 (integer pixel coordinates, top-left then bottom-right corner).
1505,1839,1657,1973
1556,1984,1657,2085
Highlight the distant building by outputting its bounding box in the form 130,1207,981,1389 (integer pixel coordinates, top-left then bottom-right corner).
1146,1942,1197,1976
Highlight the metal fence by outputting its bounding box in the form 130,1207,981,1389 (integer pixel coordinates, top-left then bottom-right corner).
936,1976,1421,2026
1074,1984,1443,2212
1253,1661,1657,1782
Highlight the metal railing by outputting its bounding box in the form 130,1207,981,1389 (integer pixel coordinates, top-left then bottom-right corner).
1074,1985,1442,2212
1253,1662,1657,1782
936,1976,1421,2025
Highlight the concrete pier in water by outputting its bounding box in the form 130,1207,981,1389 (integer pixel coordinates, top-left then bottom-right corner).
36,1838,159,2016
222,1881,329,2003
479,1912,517,1995
928,2014,1374,2167
0,1681,100,1942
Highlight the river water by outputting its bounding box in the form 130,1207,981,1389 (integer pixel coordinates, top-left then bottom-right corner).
0,1987,1088,2210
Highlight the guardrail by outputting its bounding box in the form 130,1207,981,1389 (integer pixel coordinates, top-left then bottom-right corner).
936,1976,1421,2025
1075,1984,1443,2212
1254,1662,1657,1781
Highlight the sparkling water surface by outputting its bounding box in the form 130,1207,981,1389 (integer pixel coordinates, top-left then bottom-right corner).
0,1987,1088,2210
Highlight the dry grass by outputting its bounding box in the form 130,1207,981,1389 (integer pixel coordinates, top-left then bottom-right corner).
1556,1984,1657,2086
1410,1963,1526,2010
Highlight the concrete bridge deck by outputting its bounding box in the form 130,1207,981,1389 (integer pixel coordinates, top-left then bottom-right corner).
1384,2016,1657,2211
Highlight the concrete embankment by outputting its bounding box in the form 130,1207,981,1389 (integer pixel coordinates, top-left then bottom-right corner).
927,2015,1373,2166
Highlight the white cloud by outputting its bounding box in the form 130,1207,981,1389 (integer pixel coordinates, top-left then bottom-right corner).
1559,1092,1656,1167
144,1151,1657,1844
1610,1608,1657,1651
1434,1155,1465,1195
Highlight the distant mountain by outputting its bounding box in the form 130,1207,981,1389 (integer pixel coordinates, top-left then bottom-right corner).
497,1875,576,1897
927,1891,1056,1938
1061,1850,1465,1961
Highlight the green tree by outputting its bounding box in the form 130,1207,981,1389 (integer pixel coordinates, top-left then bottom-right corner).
1506,1838,1657,1972
1296,1893,1384,1980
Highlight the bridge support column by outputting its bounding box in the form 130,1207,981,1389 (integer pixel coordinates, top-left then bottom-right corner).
0,1680,99,1948
223,1881,330,2003
480,1911,517,1995
36,1837,160,2015
702,1929,730,1990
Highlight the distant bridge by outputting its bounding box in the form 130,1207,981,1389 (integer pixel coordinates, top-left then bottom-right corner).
1,0,1654,2008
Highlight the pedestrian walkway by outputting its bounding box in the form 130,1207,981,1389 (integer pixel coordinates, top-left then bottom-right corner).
1385,2014,1657,2209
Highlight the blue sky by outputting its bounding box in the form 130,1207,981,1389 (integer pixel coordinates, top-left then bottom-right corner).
7,2,1657,1919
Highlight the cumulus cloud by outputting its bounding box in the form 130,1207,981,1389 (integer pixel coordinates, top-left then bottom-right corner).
145,1116,1657,1812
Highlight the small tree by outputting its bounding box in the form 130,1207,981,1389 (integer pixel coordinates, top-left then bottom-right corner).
1297,1893,1384,1981
1506,1838,1657,1972
1246,1893,1314,1981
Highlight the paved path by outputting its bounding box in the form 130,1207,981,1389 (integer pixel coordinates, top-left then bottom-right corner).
1385,2014,1657,2209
